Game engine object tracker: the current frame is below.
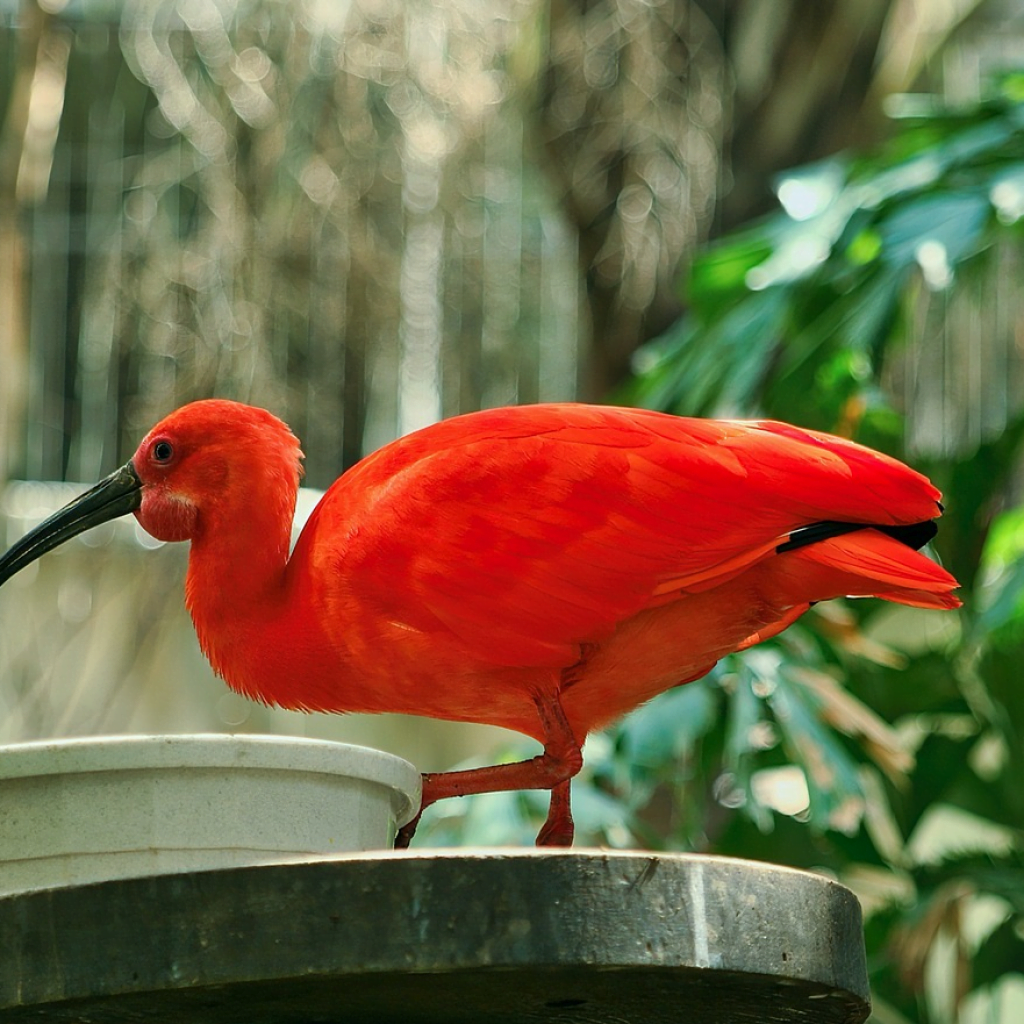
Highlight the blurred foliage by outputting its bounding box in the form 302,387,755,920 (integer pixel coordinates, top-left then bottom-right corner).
425,80,1024,1022
1,0,992,485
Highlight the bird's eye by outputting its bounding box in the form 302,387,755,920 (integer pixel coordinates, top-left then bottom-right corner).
153,440,174,464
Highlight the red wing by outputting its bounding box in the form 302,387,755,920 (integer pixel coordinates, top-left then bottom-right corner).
299,405,947,668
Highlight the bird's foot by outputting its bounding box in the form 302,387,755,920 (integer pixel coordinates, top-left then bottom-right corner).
535,818,574,846
394,810,422,849
535,780,575,846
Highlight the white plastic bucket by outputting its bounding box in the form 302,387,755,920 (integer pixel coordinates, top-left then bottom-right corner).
0,734,421,895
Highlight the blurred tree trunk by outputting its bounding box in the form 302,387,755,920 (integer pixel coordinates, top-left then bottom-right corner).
717,0,991,222
0,0,48,487
538,0,726,400
536,0,988,397
717,0,895,228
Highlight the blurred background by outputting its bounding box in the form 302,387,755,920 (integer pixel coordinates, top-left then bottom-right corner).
3,1,1024,1019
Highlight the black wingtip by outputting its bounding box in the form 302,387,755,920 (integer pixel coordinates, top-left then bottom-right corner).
777,518,938,555
878,519,938,551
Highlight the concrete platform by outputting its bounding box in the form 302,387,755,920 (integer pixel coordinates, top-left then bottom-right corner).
0,849,871,1023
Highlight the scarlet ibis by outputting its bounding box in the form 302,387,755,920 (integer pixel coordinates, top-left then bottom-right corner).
0,400,959,845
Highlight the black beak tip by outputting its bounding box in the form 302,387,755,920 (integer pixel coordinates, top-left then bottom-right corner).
0,461,142,588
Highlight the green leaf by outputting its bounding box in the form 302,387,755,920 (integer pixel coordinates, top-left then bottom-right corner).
846,227,882,265
622,289,787,416
569,783,640,846
688,229,774,313
767,666,865,831
975,559,1024,638
878,191,990,271
973,506,1024,640
931,409,1024,591
619,679,718,767
720,659,773,830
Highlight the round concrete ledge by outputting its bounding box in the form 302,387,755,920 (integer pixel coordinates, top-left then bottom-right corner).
0,850,870,1023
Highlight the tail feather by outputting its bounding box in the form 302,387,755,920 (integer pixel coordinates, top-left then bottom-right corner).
786,528,961,610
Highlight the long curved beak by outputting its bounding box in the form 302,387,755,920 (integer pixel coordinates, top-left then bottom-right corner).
0,461,143,587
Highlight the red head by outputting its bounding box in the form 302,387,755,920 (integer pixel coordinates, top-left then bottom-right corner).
133,400,304,543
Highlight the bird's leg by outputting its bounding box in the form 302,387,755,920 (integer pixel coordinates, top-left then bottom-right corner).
394,691,582,848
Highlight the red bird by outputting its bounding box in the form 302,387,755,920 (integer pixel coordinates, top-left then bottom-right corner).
0,401,959,845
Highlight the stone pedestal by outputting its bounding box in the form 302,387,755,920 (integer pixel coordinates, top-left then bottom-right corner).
0,850,870,1023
